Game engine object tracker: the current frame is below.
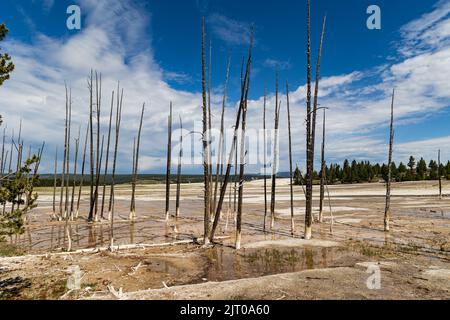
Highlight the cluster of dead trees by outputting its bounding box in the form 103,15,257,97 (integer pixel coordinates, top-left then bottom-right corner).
202,1,330,246
0,120,44,225
202,0,399,247
21,1,401,251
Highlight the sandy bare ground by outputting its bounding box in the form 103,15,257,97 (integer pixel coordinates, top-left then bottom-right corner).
1,180,449,299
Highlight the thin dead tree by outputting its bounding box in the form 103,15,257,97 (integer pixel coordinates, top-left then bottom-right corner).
93,72,102,220
270,71,281,231
208,39,214,221
234,130,238,214
100,91,115,219
70,127,80,220
60,85,69,219
209,28,253,243
319,108,326,223
108,86,123,220
213,57,231,220
94,135,105,221
130,137,137,219
201,17,211,245
263,90,268,232
52,146,58,216
76,124,89,219
130,103,145,221
384,89,395,232
236,51,252,250
64,88,72,219
235,57,244,216
165,102,173,221
2,129,14,215
0,127,5,183
305,4,326,239
438,149,442,199
175,116,183,219
88,71,95,222
286,80,295,236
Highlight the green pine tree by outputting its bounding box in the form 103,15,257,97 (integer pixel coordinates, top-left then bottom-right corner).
0,23,15,86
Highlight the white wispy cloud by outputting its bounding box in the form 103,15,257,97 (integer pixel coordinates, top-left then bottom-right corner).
263,58,291,70
206,13,253,46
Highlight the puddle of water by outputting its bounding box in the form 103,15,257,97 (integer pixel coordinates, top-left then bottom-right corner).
198,246,336,283
128,245,342,289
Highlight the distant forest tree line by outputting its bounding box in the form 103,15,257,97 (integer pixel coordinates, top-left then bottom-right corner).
294,156,450,185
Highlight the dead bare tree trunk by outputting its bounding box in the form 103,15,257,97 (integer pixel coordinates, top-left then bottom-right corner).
165,102,173,221
130,137,137,218
201,17,211,245
64,89,72,219
305,5,326,240
175,116,183,219
60,85,69,219
76,124,89,219
0,128,5,192
213,58,231,220
88,70,95,222
101,91,115,219
95,135,105,220
319,108,326,223
234,134,238,214
384,89,395,232
209,29,253,243
108,86,123,220
52,146,58,216
3,130,14,214
286,80,295,236
93,73,102,221
438,149,442,199
70,127,80,220
270,71,281,231
263,90,268,232
208,40,214,221
130,103,145,221
236,57,252,250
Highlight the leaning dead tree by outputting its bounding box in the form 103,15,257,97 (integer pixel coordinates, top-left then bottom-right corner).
209,28,253,244
201,17,211,244
213,57,231,219
165,102,173,221
101,91,115,219
384,89,395,232
318,108,326,223
286,80,295,236
130,103,145,220
270,71,281,231
108,84,123,220
175,116,183,218
236,45,252,249
76,124,89,219
304,2,326,239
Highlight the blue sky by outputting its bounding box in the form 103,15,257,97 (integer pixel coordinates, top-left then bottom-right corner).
1,0,450,173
